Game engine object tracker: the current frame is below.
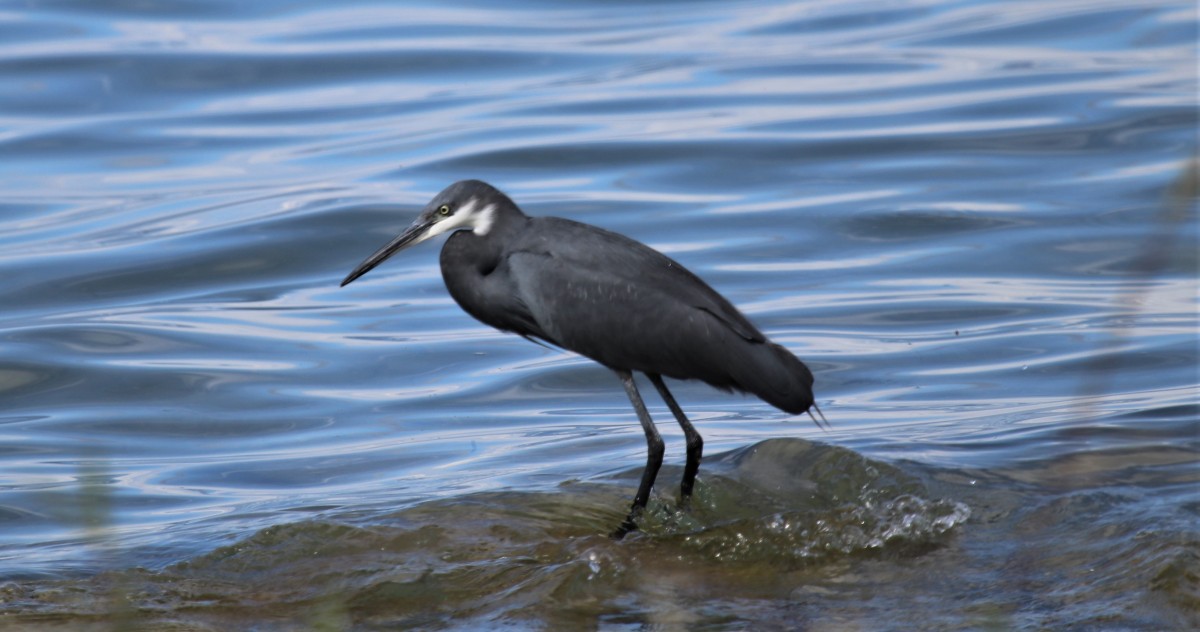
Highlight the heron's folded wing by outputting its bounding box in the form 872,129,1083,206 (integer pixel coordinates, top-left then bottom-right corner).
508,217,766,344
503,246,764,389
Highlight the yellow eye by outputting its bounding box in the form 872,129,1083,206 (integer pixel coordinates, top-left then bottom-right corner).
438,205,451,216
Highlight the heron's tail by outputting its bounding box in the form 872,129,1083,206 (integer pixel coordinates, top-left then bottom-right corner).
731,341,819,420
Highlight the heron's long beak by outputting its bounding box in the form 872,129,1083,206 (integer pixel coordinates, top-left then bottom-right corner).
340,217,434,287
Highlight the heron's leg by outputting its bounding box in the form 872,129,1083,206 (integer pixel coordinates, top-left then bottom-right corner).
611,369,664,540
647,373,702,506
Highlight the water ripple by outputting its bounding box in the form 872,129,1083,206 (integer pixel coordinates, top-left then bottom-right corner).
0,0,1195,627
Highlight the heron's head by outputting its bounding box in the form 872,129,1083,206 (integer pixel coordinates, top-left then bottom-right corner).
341,180,511,287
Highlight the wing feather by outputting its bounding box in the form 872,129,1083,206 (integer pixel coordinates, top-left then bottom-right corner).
506,217,765,344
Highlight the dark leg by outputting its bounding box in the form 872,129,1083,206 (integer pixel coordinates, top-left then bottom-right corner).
647,373,702,506
610,369,664,540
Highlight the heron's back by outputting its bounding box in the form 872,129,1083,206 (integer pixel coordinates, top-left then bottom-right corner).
498,218,815,414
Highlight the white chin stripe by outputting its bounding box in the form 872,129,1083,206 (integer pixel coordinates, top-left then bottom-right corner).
425,198,497,239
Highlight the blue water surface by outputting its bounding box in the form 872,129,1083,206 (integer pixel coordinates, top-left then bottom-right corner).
0,0,1196,628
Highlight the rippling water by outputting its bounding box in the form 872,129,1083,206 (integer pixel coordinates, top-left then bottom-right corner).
1,0,1197,629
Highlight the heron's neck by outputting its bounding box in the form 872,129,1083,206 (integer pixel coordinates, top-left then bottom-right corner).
477,201,527,244
442,203,527,272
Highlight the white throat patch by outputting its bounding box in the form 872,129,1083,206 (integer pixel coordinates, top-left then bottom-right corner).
474,204,497,236
424,197,497,240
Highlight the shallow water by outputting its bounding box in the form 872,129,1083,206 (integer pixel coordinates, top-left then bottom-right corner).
1,0,1197,629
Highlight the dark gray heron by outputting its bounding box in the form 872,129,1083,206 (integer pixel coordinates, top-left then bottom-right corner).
342,180,824,538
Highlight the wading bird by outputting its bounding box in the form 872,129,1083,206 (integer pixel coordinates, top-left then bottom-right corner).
341,180,824,538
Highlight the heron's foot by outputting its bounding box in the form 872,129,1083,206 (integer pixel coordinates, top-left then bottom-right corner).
678,477,702,511
610,508,642,540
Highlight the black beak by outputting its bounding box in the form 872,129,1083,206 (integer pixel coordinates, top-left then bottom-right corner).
340,218,434,287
